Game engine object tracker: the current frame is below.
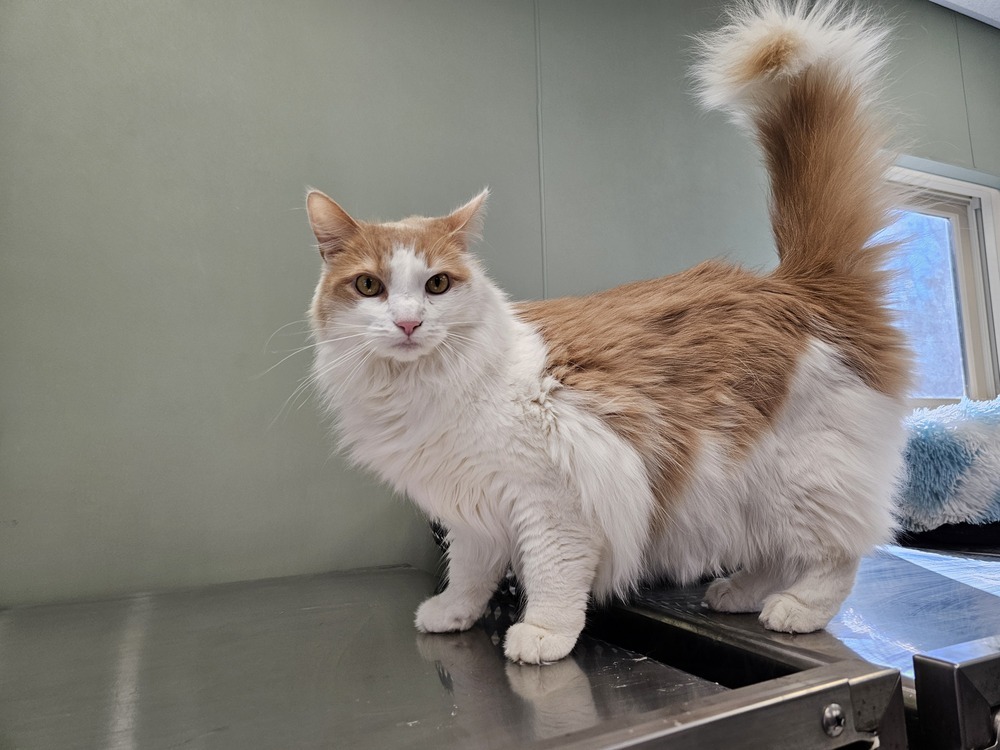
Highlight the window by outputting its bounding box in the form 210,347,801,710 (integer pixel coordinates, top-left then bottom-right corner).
884,166,1000,407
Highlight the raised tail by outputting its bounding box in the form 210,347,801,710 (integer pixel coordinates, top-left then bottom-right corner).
692,0,898,280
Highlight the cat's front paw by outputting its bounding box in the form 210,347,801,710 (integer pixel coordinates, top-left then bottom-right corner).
503,623,578,664
414,594,482,634
758,592,831,633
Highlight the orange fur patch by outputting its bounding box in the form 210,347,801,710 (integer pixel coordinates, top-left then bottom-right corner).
518,257,907,522
740,33,801,81
517,263,807,520
762,68,911,398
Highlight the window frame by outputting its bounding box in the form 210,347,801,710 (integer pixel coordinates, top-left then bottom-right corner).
886,166,1000,407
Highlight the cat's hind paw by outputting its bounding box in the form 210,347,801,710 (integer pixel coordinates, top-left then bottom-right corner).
503,622,578,664
704,576,762,613
758,592,832,634
414,594,482,634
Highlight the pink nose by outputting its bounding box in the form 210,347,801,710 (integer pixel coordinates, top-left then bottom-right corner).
396,320,422,336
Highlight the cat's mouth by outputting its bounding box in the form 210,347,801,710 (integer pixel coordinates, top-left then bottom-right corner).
386,336,430,361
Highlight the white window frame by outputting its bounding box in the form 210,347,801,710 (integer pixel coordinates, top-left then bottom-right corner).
887,165,1000,407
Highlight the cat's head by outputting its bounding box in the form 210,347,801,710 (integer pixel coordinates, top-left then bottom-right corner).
306,189,489,364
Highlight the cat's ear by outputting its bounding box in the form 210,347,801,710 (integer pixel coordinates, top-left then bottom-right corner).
306,190,360,261
443,188,489,250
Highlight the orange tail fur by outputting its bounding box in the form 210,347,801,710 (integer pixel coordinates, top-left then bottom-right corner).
693,1,899,280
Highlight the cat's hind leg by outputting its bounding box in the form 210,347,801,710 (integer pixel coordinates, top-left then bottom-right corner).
504,501,601,664
415,528,508,634
758,556,858,633
704,565,787,614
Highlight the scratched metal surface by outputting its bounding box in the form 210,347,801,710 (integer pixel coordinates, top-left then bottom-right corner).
830,546,1000,679
0,567,724,750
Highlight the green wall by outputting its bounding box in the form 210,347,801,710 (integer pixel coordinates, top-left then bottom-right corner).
2,0,998,606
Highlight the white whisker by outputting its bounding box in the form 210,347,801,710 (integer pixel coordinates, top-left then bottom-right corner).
256,333,372,379
263,319,312,352
269,340,373,428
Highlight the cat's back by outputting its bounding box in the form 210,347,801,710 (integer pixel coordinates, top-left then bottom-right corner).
515,260,808,397
515,260,846,502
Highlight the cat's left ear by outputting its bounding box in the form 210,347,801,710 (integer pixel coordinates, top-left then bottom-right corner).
443,188,489,250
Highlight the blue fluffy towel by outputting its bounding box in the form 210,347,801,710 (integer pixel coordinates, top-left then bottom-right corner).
897,399,1000,531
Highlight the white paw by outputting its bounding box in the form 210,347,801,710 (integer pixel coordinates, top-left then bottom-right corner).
503,623,578,664
704,577,761,613
758,593,831,633
414,594,482,633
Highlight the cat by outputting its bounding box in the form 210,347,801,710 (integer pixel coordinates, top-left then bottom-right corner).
304,0,910,664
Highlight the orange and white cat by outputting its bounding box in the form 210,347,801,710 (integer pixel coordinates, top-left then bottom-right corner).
305,0,910,664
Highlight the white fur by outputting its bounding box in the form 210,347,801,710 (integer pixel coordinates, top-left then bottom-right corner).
312,247,656,662
691,0,892,131
650,340,907,631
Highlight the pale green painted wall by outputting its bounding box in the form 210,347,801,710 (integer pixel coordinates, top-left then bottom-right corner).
0,0,540,606
537,0,775,297
956,14,1000,176
2,0,998,606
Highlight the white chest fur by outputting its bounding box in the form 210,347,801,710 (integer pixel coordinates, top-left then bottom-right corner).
336,328,556,523
312,309,657,597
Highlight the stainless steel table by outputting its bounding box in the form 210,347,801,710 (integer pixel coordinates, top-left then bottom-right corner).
3,546,994,748
0,567,725,749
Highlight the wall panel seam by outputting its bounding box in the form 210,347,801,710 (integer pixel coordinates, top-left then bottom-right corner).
953,13,977,169
533,0,548,298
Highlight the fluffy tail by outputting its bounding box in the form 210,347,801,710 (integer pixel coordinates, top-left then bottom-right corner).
692,1,898,279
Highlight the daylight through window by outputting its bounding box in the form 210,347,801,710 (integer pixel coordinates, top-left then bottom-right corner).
884,166,1000,407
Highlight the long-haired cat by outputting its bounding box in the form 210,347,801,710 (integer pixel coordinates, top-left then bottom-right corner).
305,0,910,664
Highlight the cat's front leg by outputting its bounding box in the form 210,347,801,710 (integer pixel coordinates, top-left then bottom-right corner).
504,506,600,664
415,528,508,634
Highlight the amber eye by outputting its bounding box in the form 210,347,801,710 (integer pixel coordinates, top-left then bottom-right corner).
425,273,450,295
354,275,384,297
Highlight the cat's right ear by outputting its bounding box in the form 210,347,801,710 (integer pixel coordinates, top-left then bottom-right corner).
306,190,360,261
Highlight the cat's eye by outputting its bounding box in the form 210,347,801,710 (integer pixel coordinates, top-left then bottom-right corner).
425,274,450,295
354,275,384,297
